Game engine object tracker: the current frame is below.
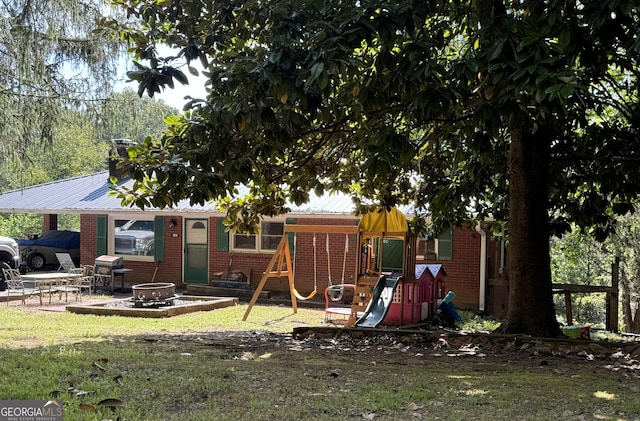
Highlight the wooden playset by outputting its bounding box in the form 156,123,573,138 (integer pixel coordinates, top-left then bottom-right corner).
242,208,444,327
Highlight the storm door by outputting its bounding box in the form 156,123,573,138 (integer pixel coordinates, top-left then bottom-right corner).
183,218,209,284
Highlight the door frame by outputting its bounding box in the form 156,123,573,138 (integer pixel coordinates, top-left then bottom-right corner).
183,218,209,284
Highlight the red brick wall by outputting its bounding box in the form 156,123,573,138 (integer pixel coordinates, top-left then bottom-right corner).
209,217,359,293
151,216,182,283
43,214,57,232
79,214,96,266
79,214,483,309
418,228,482,310
80,214,181,284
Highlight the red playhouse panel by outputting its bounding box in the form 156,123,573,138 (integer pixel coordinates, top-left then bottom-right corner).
384,282,420,325
417,264,447,320
383,264,447,325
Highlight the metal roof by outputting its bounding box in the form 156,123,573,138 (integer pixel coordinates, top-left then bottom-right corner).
0,171,416,217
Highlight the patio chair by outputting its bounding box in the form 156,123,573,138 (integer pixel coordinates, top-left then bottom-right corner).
55,268,83,302
3,268,37,305
79,264,94,298
93,265,112,293
56,253,77,272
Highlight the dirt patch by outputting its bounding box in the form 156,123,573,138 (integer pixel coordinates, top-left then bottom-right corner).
9,293,640,379
133,327,640,379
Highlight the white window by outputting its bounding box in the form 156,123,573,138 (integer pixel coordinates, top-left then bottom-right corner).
232,221,284,253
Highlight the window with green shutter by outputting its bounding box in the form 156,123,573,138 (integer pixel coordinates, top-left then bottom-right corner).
437,230,453,260
230,220,285,253
112,218,156,257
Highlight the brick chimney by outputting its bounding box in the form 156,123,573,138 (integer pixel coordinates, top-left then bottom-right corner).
109,138,136,180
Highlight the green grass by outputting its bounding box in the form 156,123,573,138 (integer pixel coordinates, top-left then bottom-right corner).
0,302,326,348
458,311,502,332
1,303,639,420
1,338,638,420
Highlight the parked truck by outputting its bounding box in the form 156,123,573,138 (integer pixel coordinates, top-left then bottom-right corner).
0,235,21,291
114,220,155,256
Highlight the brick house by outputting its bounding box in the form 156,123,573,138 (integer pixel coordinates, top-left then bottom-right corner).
0,171,506,313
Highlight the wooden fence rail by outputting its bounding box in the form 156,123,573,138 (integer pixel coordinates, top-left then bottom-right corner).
551,257,619,332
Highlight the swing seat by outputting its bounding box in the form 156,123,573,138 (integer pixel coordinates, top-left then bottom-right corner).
326,285,344,302
326,284,355,302
324,284,358,322
293,287,317,300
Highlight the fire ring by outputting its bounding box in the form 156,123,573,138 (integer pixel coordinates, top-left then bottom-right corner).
131,282,176,302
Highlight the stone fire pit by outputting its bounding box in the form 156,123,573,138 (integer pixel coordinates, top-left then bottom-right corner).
66,292,237,318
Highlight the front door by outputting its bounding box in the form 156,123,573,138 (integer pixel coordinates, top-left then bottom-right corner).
183,218,209,284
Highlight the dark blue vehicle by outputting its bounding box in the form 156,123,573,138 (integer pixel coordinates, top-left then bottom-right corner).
17,230,80,271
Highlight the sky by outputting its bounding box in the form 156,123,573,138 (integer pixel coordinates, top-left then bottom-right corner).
155,74,208,111
117,44,209,111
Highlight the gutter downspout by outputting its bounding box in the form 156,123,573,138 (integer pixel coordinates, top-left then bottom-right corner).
475,223,487,313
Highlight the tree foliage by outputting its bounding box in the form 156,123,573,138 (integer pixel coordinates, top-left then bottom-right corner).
0,91,177,239
0,0,125,166
0,213,79,238
110,0,640,232
97,90,179,143
605,211,640,333
0,90,178,193
108,0,640,335
550,230,610,325
0,109,110,191
551,211,640,333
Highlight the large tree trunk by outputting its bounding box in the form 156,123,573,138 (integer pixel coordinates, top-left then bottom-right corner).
497,126,562,337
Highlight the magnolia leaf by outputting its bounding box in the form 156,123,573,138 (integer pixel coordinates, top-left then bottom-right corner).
487,38,505,61
235,113,247,132
310,61,324,81
97,398,124,409
169,68,189,85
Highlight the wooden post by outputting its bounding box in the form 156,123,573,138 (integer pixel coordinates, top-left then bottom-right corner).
242,237,293,321
608,257,620,332
242,225,358,321
284,239,297,314
564,291,573,325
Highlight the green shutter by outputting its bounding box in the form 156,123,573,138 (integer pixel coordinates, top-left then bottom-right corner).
154,216,165,262
285,219,297,254
217,218,229,251
438,230,453,260
96,215,107,256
